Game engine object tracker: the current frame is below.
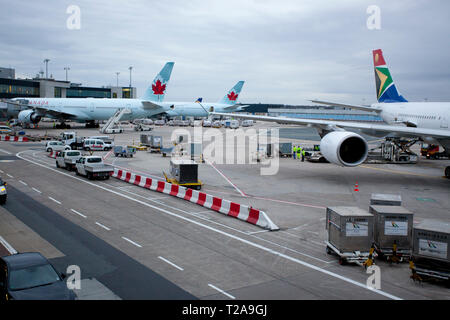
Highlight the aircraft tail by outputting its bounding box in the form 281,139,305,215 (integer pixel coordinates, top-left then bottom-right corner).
142,62,175,102
218,81,245,105
373,49,407,103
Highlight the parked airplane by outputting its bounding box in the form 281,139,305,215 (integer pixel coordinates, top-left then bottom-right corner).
162,80,248,118
7,66,246,126
212,49,450,178
9,62,175,128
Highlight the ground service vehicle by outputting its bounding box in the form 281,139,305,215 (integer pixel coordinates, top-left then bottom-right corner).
114,146,136,158
83,139,111,151
75,156,114,180
56,150,82,170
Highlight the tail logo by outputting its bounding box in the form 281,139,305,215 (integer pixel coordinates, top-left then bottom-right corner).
227,91,238,101
375,67,392,100
152,79,166,95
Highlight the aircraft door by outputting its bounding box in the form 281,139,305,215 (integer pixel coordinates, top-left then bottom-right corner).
441,116,448,129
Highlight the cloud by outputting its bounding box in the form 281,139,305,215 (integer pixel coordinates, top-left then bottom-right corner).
0,0,449,104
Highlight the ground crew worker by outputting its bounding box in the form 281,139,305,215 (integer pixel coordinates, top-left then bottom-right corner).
302,148,306,162
297,146,302,160
292,146,297,159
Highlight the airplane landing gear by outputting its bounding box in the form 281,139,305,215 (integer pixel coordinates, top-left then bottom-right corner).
85,120,99,128
55,122,71,129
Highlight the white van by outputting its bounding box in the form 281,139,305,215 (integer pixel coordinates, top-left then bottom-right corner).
83,139,111,151
229,120,240,129
88,136,115,148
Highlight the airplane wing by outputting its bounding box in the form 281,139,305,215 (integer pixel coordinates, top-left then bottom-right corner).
212,112,450,139
311,100,382,113
223,104,249,111
141,101,164,111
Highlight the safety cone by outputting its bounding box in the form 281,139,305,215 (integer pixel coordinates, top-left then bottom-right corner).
353,183,359,192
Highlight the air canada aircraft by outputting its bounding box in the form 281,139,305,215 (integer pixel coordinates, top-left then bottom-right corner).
212,49,450,178
10,62,175,128
7,64,246,127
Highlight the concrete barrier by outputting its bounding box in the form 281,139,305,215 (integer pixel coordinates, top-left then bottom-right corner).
112,168,279,231
0,135,28,142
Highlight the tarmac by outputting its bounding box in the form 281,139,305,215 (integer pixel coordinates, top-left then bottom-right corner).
0,120,449,300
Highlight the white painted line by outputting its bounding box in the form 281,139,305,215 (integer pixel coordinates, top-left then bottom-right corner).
0,149,12,155
247,230,270,235
6,174,13,178
205,160,247,197
0,169,3,173
70,209,87,219
48,197,61,205
208,284,235,299
0,236,18,254
32,187,42,194
122,236,142,248
16,150,403,300
95,222,111,231
19,180,28,186
158,256,184,271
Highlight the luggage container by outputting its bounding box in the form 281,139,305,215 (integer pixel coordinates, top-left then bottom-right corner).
326,206,375,265
163,159,202,190
410,219,450,281
369,205,413,261
370,193,402,206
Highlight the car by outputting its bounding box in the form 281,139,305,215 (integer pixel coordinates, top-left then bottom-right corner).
0,125,13,134
82,139,111,151
45,141,71,153
0,252,77,300
0,177,7,204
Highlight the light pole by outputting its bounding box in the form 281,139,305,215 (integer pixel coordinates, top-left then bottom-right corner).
64,67,70,81
116,72,120,87
43,59,50,79
128,66,133,87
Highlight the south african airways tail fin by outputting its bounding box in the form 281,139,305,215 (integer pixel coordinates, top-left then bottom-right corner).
218,81,245,105
373,49,407,103
141,62,174,102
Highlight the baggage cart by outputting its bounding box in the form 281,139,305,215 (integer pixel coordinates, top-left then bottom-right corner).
163,159,202,190
326,207,376,266
114,146,136,158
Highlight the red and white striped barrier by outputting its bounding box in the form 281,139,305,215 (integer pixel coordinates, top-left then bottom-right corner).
47,151,57,158
111,168,279,231
0,135,28,142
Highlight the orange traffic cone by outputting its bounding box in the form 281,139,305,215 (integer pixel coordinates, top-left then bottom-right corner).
354,183,359,192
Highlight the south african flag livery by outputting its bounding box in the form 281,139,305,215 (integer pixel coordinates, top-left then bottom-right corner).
373,49,408,103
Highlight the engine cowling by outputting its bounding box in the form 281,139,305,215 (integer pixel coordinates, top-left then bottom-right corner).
320,131,368,167
18,110,42,124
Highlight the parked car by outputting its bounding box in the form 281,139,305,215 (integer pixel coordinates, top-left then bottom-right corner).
0,177,7,204
45,141,71,153
83,139,111,151
88,136,115,149
0,252,77,300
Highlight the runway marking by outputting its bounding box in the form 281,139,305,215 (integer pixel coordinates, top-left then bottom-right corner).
247,230,270,235
70,209,87,219
19,180,28,186
0,236,18,254
208,284,235,299
0,149,12,155
95,222,111,231
6,174,13,178
205,160,248,197
32,187,42,194
158,256,184,271
16,150,403,300
48,197,61,205
121,236,142,248
359,165,438,178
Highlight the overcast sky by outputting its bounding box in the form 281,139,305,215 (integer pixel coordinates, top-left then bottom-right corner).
1,0,449,105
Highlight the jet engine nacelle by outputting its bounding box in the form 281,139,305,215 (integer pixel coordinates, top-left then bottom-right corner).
18,109,42,124
320,131,368,167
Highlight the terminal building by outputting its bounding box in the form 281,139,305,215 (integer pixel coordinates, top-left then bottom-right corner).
0,67,136,100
